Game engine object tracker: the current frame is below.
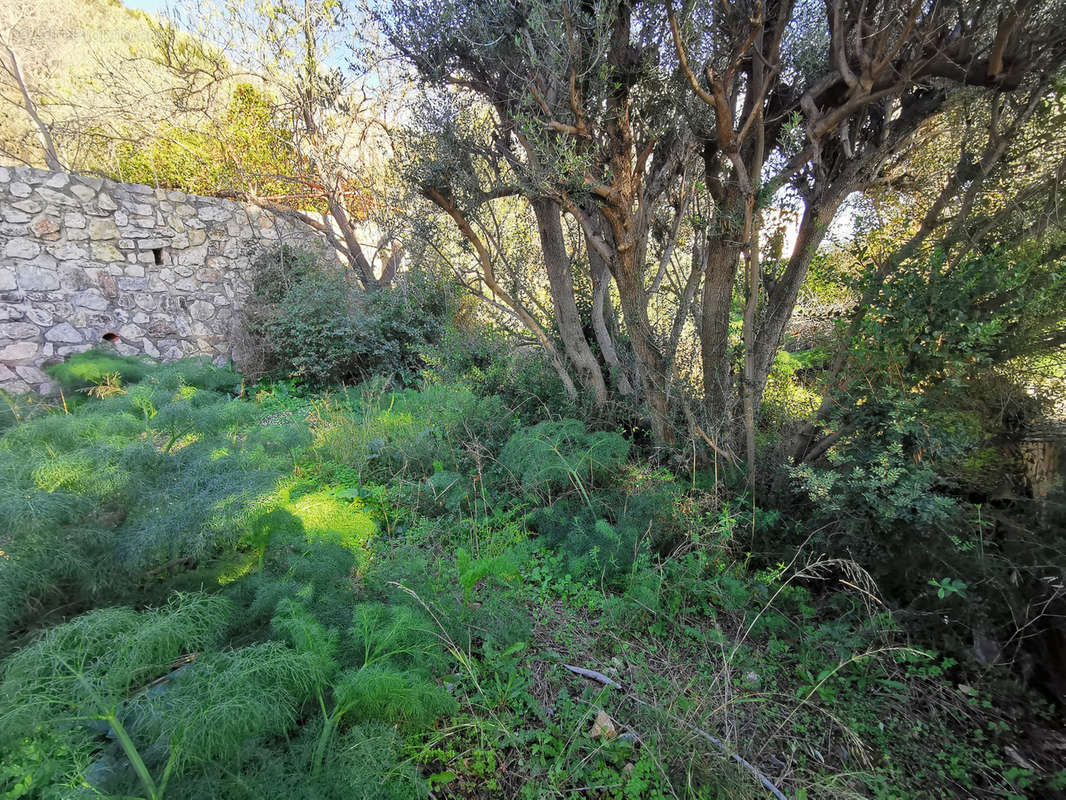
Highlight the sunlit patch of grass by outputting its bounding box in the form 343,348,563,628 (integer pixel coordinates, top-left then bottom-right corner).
217,552,260,585
284,489,378,553
163,432,202,453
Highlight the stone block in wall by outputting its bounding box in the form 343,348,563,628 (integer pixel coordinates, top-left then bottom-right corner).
15,365,49,384
11,199,43,214
91,243,124,262
31,217,61,238
198,205,232,222
25,307,52,326
0,322,40,339
176,244,208,266
48,242,88,260
0,341,40,360
37,189,78,207
89,218,120,240
58,267,92,292
72,290,110,311
71,184,97,203
5,238,40,259
189,300,215,321
98,273,118,298
17,261,60,291
45,323,83,343
3,208,31,224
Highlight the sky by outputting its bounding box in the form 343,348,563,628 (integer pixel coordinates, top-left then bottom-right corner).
122,0,169,15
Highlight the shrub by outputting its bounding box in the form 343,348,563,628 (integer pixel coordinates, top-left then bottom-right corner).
46,349,155,394
243,246,458,387
499,419,630,501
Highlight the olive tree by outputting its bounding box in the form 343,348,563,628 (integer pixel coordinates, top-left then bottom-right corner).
389,0,1066,464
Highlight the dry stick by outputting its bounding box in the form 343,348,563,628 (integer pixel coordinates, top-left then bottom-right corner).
562,664,789,800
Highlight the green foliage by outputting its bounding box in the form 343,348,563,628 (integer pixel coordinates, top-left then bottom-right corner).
500,419,630,501
0,357,282,645
115,84,302,200
528,482,677,586
422,324,574,419
45,349,154,394
245,246,457,387
456,546,517,602
332,665,456,730
0,594,236,799
2,346,1054,800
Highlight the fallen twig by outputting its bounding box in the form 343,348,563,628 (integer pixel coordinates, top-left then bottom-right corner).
563,663,789,800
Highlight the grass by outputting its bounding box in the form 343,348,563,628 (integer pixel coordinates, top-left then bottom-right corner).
0,355,1053,799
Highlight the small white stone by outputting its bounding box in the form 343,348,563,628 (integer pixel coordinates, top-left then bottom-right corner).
97,193,118,211
45,173,70,189
10,181,31,198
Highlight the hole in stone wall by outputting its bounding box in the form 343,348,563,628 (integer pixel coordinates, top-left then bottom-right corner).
102,332,119,342
152,247,164,265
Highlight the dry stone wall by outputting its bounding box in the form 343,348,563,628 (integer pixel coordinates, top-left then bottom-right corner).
0,166,333,394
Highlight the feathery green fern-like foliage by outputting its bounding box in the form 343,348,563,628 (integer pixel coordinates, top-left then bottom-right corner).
499,419,629,501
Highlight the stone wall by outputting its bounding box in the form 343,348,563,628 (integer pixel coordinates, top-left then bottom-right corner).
0,166,333,394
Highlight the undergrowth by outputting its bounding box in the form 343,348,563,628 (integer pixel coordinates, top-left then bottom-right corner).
0,354,1057,799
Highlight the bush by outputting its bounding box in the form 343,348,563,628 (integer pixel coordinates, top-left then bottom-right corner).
46,349,155,394
243,246,457,387
499,419,630,501
423,325,574,420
